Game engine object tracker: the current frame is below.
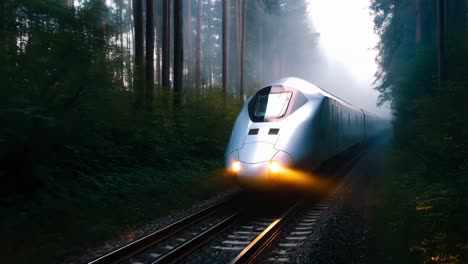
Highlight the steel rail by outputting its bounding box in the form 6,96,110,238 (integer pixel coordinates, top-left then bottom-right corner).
152,212,239,264
88,196,235,264
229,201,301,264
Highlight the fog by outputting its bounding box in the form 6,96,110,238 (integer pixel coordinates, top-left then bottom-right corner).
306,0,391,117
240,0,391,117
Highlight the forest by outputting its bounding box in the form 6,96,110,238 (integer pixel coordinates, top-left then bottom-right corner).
370,0,468,262
1,0,468,263
0,0,318,263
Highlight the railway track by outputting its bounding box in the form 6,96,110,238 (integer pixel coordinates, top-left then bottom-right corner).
87,195,304,264
88,142,372,264
228,201,302,264
88,195,240,264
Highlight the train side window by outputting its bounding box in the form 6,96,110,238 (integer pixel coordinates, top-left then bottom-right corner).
348,113,351,127
340,108,343,126
331,105,334,128
355,115,358,127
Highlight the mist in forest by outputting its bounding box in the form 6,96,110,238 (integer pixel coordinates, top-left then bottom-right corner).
231,0,390,116
307,0,390,117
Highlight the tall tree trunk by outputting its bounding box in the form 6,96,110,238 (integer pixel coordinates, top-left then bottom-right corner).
415,0,421,43
210,55,214,89
258,12,263,83
173,0,184,105
154,2,161,86
187,0,193,87
126,18,133,90
146,0,155,105
466,0,468,30
222,0,230,101
238,0,246,102
235,0,240,98
119,6,125,88
1,1,17,84
195,0,203,94
437,0,446,87
133,0,145,108
162,0,171,90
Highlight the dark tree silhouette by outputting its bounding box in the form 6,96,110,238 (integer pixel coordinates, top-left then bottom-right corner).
222,0,230,101
222,0,231,101
173,0,184,105
133,0,144,108
195,0,203,94
146,0,155,105
162,0,171,91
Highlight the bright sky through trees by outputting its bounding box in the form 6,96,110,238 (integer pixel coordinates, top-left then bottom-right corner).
308,0,378,83
307,0,390,116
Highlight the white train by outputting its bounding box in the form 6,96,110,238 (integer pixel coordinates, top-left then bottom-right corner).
224,77,387,188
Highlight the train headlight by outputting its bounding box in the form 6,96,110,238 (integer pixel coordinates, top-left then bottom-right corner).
232,160,241,173
270,161,280,173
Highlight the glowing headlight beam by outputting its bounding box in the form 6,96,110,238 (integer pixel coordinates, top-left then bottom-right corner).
270,161,280,173
232,160,241,173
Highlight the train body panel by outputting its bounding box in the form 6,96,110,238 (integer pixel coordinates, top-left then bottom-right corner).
224,77,387,189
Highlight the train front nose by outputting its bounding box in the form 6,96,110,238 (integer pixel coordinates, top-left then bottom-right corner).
235,161,271,187
226,142,292,188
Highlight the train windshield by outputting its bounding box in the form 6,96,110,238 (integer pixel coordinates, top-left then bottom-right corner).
254,92,292,119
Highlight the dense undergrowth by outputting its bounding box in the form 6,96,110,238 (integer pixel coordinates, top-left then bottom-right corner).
0,89,239,200
0,2,244,262
372,45,468,264
374,147,468,264
369,1,468,262
0,90,241,263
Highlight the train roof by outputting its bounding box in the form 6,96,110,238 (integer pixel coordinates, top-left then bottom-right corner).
268,77,363,113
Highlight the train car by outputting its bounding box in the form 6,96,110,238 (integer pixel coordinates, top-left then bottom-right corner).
224,77,386,188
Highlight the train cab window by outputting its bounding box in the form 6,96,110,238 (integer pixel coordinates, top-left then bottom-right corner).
248,85,307,122
254,92,292,119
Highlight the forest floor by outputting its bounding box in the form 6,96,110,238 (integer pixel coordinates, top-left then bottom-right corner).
371,148,468,264
0,159,235,264
0,94,241,264
297,134,468,264
293,134,389,263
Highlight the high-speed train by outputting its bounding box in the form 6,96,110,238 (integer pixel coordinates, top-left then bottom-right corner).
224,77,387,188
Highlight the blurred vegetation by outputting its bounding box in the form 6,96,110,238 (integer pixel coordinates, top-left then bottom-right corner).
370,0,468,262
373,149,468,264
0,0,319,262
0,0,241,263
0,0,240,200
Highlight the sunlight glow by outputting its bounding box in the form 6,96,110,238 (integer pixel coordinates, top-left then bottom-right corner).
307,0,378,84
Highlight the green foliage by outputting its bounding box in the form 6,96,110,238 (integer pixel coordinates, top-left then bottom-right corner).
370,0,468,262
0,0,242,202
370,0,468,178
0,160,234,264
384,35,468,178
0,87,240,200
0,1,241,258
374,148,468,263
